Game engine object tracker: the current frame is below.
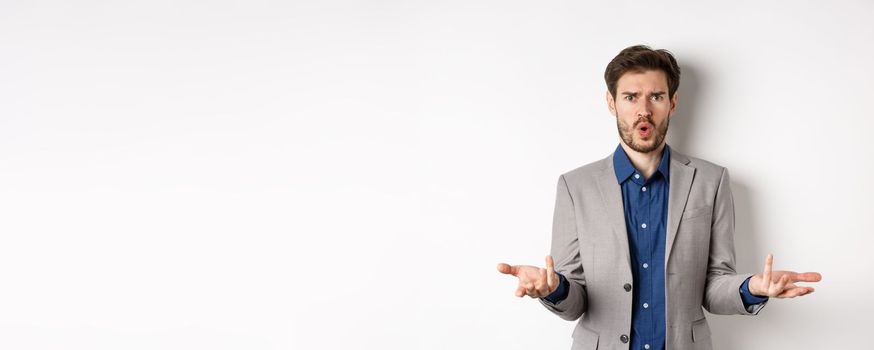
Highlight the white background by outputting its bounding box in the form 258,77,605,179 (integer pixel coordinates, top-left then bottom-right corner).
1,1,872,349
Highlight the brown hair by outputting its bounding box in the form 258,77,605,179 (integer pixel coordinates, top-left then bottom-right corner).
605,45,681,100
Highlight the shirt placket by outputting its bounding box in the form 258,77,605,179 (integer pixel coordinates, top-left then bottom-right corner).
639,176,654,349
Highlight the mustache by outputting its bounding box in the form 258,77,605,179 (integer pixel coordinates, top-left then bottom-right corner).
633,117,654,128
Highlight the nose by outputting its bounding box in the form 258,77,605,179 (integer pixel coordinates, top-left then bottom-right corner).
638,100,653,118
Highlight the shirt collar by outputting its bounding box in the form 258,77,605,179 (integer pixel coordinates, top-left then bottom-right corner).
612,143,671,183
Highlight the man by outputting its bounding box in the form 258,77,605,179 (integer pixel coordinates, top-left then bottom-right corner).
496,45,822,350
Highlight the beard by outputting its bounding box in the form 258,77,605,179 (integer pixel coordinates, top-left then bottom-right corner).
616,114,670,154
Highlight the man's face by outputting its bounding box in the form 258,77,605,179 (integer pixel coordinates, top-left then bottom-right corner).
607,69,677,154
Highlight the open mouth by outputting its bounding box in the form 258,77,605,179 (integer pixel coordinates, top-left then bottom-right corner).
637,123,653,138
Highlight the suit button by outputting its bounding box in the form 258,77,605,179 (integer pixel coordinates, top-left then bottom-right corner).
623,283,632,292
620,334,629,343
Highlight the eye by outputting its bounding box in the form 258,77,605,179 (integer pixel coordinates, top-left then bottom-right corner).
651,95,662,101
624,95,634,101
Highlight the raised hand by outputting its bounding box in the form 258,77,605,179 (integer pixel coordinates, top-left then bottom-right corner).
748,254,822,298
497,255,560,298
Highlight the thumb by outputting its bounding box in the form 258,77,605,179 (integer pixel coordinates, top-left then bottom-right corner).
545,255,557,288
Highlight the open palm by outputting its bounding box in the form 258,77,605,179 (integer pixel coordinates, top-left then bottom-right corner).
497,256,560,298
748,254,822,298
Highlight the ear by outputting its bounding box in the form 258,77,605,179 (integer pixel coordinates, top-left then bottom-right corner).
606,91,616,117
669,92,679,115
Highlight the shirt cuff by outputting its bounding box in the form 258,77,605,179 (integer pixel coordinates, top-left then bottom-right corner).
542,272,569,305
740,275,769,307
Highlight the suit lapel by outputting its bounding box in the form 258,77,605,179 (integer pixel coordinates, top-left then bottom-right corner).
595,156,632,271
665,149,695,266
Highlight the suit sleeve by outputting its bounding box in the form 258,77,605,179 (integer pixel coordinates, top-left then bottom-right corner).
538,175,588,321
702,167,768,315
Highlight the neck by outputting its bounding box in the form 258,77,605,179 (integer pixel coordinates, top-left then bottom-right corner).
619,141,666,180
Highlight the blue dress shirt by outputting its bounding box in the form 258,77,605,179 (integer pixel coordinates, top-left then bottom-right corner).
543,144,767,349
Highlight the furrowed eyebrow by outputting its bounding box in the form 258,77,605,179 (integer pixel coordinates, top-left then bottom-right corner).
620,91,667,97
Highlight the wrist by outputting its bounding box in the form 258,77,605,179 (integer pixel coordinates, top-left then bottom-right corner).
747,276,757,294
747,275,767,297
550,272,560,294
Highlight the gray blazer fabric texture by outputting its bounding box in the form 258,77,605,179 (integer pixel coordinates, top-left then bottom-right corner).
540,147,765,350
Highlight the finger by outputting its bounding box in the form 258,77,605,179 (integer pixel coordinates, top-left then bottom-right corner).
762,254,773,286
798,287,815,296
770,274,790,296
496,263,518,276
515,286,526,297
535,268,547,294
546,255,557,289
777,286,812,298
776,288,803,298
792,272,822,282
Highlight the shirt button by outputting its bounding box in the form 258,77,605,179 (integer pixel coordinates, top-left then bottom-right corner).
645,344,651,349
642,186,647,192
643,303,649,308
634,174,640,179
641,223,647,229
643,263,649,269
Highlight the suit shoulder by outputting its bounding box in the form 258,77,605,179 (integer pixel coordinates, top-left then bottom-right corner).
559,156,610,183
684,154,728,179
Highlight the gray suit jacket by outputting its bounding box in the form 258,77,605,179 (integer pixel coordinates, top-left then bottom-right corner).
540,147,765,350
